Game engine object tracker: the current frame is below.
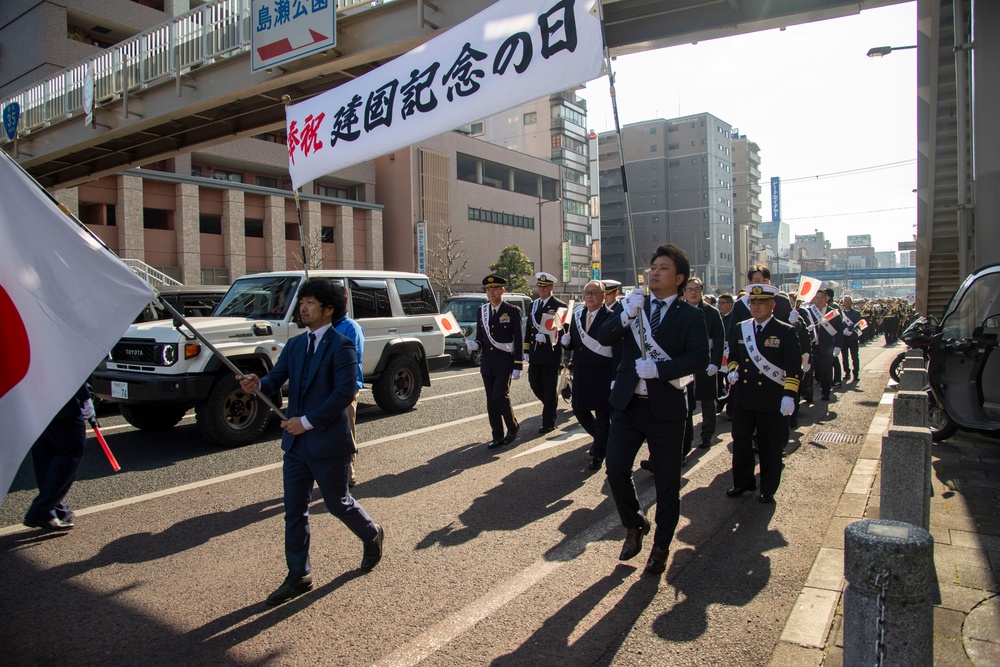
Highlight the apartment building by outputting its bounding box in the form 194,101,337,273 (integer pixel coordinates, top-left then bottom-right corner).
732,132,764,286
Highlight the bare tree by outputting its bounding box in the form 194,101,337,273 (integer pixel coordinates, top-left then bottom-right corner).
427,226,470,298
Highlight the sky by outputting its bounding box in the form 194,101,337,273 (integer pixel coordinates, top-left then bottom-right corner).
578,1,917,256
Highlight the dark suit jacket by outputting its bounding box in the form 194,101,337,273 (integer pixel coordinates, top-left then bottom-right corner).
593,296,709,419
841,307,863,338
475,300,524,375
727,317,802,412
561,305,614,411
694,301,725,401
800,306,844,355
259,327,358,458
524,295,567,364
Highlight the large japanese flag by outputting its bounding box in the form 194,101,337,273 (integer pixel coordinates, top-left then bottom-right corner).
285,0,605,188
0,152,153,506
797,275,822,303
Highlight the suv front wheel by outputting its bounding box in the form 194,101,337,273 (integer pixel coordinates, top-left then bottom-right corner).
373,354,422,413
196,372,272,447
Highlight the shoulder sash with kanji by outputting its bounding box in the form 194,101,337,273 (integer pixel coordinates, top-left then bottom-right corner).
808,304,838,337
741,320,786,387
480,303,514,353
629,306,693,389
574,307,612,358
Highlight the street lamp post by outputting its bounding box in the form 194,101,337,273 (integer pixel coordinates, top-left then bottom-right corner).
866,44,916,58
537,195,561,273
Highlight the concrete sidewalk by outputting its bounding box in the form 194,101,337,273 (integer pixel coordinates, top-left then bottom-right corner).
768,385,1000,666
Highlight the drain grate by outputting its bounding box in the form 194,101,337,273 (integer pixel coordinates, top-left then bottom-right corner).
812,432,864,445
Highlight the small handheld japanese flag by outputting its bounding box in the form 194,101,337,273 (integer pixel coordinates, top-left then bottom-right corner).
541,312,560,343
797,276,821,303
856,318,869,331
435,312,461,336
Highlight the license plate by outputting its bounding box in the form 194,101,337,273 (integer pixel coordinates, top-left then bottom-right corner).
111,381,128,399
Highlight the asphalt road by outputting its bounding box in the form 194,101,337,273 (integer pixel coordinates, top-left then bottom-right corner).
0,342,901,666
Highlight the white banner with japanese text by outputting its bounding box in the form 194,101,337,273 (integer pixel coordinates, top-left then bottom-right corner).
286,0,604,188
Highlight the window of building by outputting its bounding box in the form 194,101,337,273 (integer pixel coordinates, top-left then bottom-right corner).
523,111,537,125
651,179,657,188
564,230,589,245
245,218,264,238
650,162,658,170
649,127,657,134
668,142,679,150
691,141,695,146
470,121,484,136
200,214,222,235
213,169,243,183
651,195,658,205
143,208,171,230
650,144,657,153
469,207,534,229
321,226,334,243
394,278,438,315
317,184,353,199
255,176,278,189
191,166,203,177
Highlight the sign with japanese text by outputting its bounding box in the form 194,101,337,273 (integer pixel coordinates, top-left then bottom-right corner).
770,176,780,222
416,220,427,273
252,0,336,72
285,0,604,189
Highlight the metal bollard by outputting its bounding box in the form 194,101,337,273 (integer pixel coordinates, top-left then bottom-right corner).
880,425,932,528
844,520,935,667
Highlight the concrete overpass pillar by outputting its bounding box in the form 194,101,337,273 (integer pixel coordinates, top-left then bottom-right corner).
300,199,323,270
175,182,201,285
117,174,144,261
334,205,355,269
264,195,286,272
53,187,79,218
366,208,383,270
973,1,1000,271
222,189,246,281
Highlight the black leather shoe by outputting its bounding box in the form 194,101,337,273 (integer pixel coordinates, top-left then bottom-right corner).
537,426,555,435
822,393,830,401
503,425,520,446
361,524,384,572
588,457,603,470
487,439,503,449
266,573,313,605
619,519,651,561
726,484,757,498
638,459,653,472
23,517,74,532
758,492,774,504
698,439,712,449
645,545,669,574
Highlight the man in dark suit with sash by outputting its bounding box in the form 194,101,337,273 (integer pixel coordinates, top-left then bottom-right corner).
593,244,709,576
239,278,384,605
466,274,524,449
560,280,614,470
681,277,725,449
525,272,567,434
725,284,802,504
802,287,843,401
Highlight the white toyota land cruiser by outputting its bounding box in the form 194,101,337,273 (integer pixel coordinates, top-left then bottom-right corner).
90,270,451,447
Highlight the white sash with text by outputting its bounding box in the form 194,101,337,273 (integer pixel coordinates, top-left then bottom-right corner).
741,319,786,387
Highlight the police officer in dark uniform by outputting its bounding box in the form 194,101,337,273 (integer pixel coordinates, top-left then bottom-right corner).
524,272,567,434
725,284,802,504
466,274,524,449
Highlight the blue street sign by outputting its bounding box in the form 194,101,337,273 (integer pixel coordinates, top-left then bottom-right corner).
770,176,780,222
3,102,19,140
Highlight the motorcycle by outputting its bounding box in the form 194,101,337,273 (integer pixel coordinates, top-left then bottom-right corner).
924,262,1000,441
888,316,938,383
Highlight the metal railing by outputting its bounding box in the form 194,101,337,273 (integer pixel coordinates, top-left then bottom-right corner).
0,0,386,144
123,259,184,288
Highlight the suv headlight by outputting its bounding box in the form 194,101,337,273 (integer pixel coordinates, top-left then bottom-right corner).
158,343,178,366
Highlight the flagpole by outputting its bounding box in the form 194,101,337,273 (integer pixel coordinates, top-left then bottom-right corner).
282,94,310,280
596,0,647,359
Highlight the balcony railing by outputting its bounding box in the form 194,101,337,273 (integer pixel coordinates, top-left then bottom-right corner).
1,0,383,144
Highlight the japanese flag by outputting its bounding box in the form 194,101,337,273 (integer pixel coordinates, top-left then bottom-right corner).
0,152,153,506
435,311,461,336
797,276,822,303
856,318,869,331
541,312,560,343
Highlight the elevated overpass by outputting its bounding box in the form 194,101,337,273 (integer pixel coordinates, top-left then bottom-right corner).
1,0,903,191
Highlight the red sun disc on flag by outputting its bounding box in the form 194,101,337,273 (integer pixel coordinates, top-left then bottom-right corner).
801,280,814,293
0,285,30,399
441,319,454,332
544,319,557,331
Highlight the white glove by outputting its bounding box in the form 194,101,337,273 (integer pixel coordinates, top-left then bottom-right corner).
535,333,548,344
466,339,479,352
788,310,799,324
780,396,795,416
635,358,658,379
833,347,841,357
706,364,718,377
843,327,852,336
561,333,571,347
624,289,645,318
80,398,96,421
727,370,739,385
803,362,812,372
512,369,521,381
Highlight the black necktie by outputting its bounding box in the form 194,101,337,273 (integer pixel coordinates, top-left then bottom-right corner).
756,324,763,339
651,300,665,334
305,332,316,366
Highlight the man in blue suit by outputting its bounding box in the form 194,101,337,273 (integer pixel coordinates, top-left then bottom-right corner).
593,243,709,576
239,278,383,605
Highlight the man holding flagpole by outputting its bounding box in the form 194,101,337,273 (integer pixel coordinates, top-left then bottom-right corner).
593,244,708,576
